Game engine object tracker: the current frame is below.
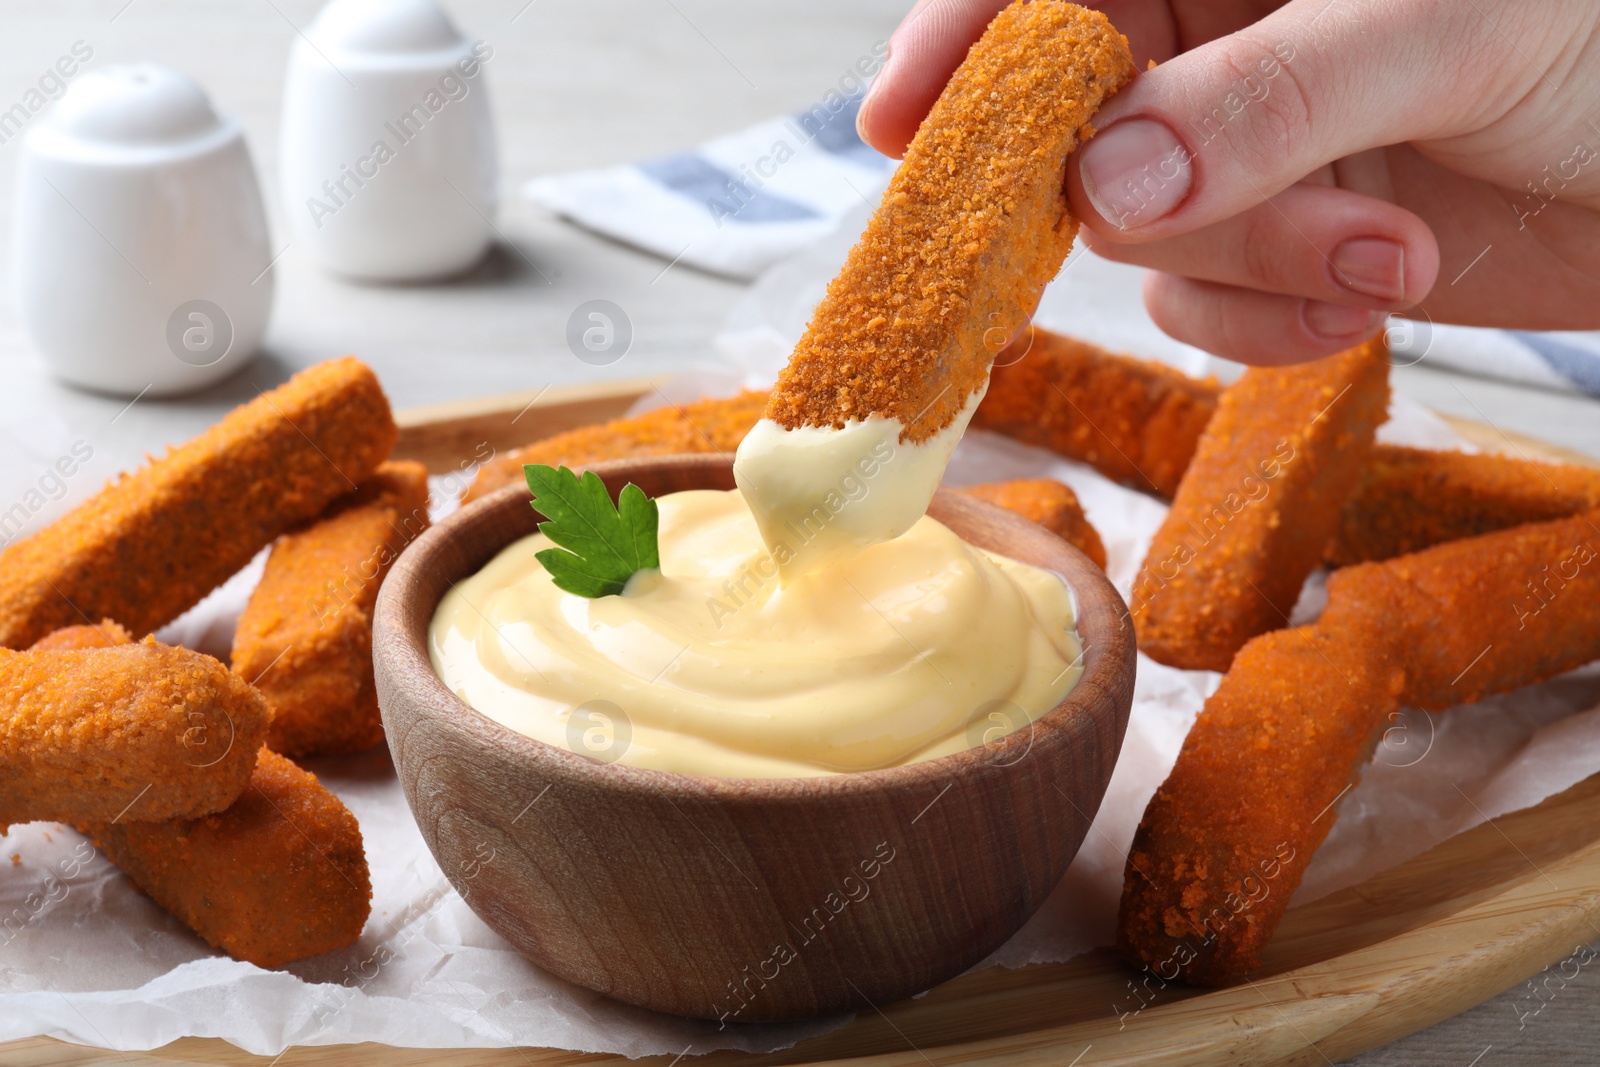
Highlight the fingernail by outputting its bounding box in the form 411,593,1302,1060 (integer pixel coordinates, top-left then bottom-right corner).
1079,119,1192,229
1304,300,1380,341
1332,238,1406,302
856,89,877,141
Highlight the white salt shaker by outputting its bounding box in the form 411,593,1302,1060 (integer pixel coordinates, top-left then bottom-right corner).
279,0,499,281
13,65,274,397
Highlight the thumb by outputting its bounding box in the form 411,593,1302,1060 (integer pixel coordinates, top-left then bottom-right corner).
1067,0,1460,237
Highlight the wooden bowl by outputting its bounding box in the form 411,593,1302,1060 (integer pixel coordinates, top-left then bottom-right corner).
374,454,1135,1022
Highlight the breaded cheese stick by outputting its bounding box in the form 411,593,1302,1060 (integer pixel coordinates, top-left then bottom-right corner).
962,478,1106,569
1325,508,1600,709
463,390,770,504
1131,338,1390,671
972,327,1600,563
0,358,396,651
233,461,431,757
1326,445,1600,566
0,640,269,828
973,329,1220,497
1118,611,1406,985
31,624,370,967
1121,511,1600,984
734,2,1136,576
85,746,371,967
28,620,134,651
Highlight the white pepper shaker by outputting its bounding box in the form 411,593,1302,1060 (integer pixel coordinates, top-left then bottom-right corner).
279,0,499,281
13,65,274,397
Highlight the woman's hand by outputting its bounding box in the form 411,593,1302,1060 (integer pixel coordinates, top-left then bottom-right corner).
858,0,1600,364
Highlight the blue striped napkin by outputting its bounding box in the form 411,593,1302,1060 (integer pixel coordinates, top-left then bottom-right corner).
524,89,894,280
1406,325,1600,398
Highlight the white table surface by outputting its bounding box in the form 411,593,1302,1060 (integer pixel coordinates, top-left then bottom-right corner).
0,2,1597,1063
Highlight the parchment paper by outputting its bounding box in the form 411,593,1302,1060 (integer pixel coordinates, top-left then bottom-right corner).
3,220,1598,1057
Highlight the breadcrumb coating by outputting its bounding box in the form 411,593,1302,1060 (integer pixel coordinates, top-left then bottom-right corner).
462,391,771,503
86,747,370,967
31,623,368,966
233,461,431,757
1,639,269,829
1132,337,1390,671
973,329,1219,497
1327,508,1600,709
765,1,1136,441
28,620,133,651
1118,613,1405,985
962,478,1106,568
1121,508,1600,985
1326,445,1600,565
0,358,396,650
974,329,1600,563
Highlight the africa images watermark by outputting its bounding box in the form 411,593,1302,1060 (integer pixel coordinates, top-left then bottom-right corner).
705,437,895,628
435,439,498,502
1512,535,1597,631
310,881,455,1029
316,499,435,624
1511,125,1600,231
304,40,494,230
1127,436,1298,616
709,840,898,1027
1112,841,1297,1030
0,441,95,547
706,41,887,228
1512,941,1597,1030
1,840,99,947
310,441,499,626
0,40,94,149
1096,38,1298,228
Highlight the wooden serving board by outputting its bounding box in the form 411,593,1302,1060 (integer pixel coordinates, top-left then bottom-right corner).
10,380,1599,1067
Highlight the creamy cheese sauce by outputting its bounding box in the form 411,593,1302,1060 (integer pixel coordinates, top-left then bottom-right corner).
732,386,986,580
430,488,1081,778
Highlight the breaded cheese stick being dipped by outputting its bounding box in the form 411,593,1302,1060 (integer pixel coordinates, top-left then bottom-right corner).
30,624,370,967
962,478,1106,569
1132,337,1390,671
734,1,1136,577
0,639,269,829
0,358,395,651
233,461,431,757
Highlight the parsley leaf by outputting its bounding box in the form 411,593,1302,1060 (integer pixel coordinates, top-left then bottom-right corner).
523,464,660,598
